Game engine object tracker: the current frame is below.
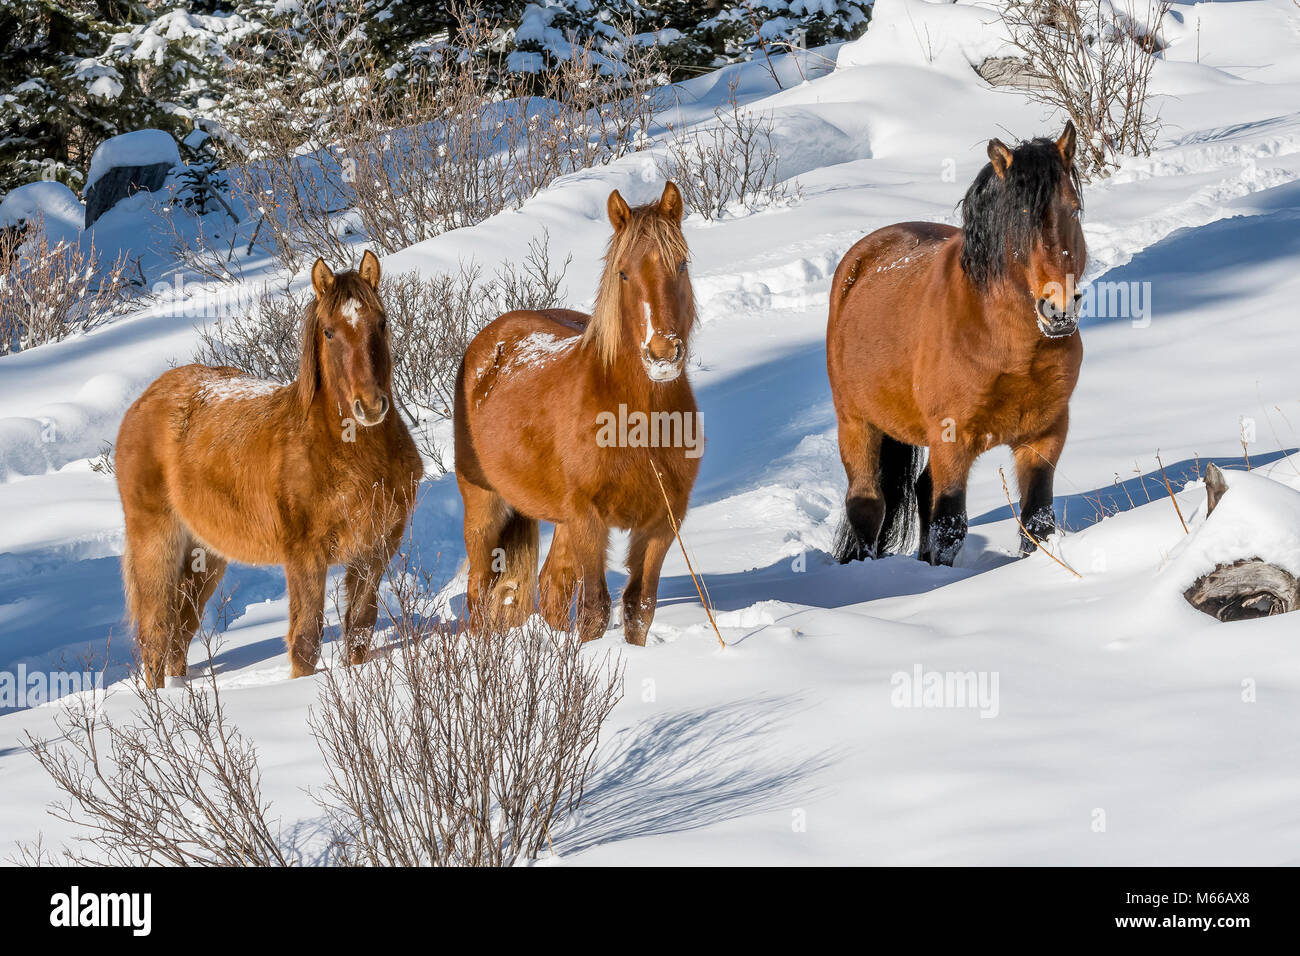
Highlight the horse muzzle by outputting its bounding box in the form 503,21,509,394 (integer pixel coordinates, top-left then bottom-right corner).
1035,297,1080,339
642,337,684,383
351,394,390,426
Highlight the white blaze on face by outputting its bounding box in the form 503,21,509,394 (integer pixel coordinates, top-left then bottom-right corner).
341,298,362,328
642,301,655,348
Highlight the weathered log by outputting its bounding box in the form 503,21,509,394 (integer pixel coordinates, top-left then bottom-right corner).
1184,559,1300,622
973,56,1054,91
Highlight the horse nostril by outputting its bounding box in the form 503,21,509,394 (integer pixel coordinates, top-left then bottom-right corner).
352,399,365,419
379,395,389,416
672,340,682,364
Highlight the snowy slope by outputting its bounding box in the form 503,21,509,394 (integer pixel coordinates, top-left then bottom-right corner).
3,0,1300,864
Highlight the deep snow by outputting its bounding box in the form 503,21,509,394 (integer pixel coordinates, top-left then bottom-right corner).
2,0,1300,864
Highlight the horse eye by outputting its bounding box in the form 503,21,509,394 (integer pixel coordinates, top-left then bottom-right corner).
678,261,687,274
378,317,387,333
1072,208,1081,221
619,271,628,281
323,328,334,340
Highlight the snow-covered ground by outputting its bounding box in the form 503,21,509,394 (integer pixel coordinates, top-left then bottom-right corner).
3,0,1300,864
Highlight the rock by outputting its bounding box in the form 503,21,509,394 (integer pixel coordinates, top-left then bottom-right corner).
83,130,181,228
84,163,175,228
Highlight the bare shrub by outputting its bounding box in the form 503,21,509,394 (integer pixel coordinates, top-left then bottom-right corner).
0,218,133,355
1001,0,1172,178
310,552,625,867
506,32,666,199
192,283,304,384
24,621,295,866
21,544,621,868
194,235,569,471
658,77,799,222
215,3,662,271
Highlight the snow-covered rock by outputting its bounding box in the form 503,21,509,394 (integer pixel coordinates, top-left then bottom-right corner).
83,130,181,226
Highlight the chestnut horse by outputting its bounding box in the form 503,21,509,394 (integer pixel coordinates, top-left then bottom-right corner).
116,251,422,687
455,181,700,645
827,122,1085,566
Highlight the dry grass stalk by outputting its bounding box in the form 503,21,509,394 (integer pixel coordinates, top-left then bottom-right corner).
1155,451,1189,534
651,466,725,649
999,467,1081,578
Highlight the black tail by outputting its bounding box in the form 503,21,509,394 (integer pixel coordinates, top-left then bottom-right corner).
879,436,923,555
833,435,924,561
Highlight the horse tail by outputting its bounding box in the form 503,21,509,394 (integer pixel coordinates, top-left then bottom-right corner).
121,538,140,632
879,436,924,555
489,509,539,626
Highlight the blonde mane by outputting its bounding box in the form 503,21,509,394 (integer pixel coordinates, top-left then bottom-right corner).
584,204,694,368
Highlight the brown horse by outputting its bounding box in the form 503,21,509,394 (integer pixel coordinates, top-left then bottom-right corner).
454,181,700,645
827,122,1085,566
115,251,422,687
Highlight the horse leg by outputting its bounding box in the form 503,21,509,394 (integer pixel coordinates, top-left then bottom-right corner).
914,463,934,563
458,477,511,629
622,520,675,647
342,554,386,666
171,540,228,677
924,441,973,567
539,524,579,632
569,509,611,643
834,416,885,562
122,509,186,689
1014,424,1067,556
285,558,327,678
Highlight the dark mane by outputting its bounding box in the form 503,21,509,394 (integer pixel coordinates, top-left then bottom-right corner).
959,138,1082,289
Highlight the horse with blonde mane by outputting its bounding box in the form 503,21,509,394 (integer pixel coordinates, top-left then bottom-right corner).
454,181,700,645
116,251,422,686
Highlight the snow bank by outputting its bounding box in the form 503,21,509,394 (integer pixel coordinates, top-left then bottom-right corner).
1165,469,1300,585
85,129,181,192
836,0,1011,76
0,181,85,246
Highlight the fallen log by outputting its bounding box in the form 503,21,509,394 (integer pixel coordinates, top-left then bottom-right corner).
1182,464,1300,621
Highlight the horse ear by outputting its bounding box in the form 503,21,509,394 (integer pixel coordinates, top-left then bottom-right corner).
1056,121,1077,168
607,189,632,231
658,181,684,224
987,139,1013,179
297,301,320,416
359,249,381,289
311,258,335,298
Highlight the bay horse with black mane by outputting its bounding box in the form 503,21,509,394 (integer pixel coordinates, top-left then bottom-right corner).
455,181,699,645
116,250,422,687
827,122,1085,566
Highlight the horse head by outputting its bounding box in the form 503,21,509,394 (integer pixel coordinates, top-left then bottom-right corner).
965,122,1087,339
299,250,392,426
589,181,695,383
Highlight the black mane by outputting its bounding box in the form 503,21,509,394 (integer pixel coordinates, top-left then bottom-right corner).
959,138,1081,289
